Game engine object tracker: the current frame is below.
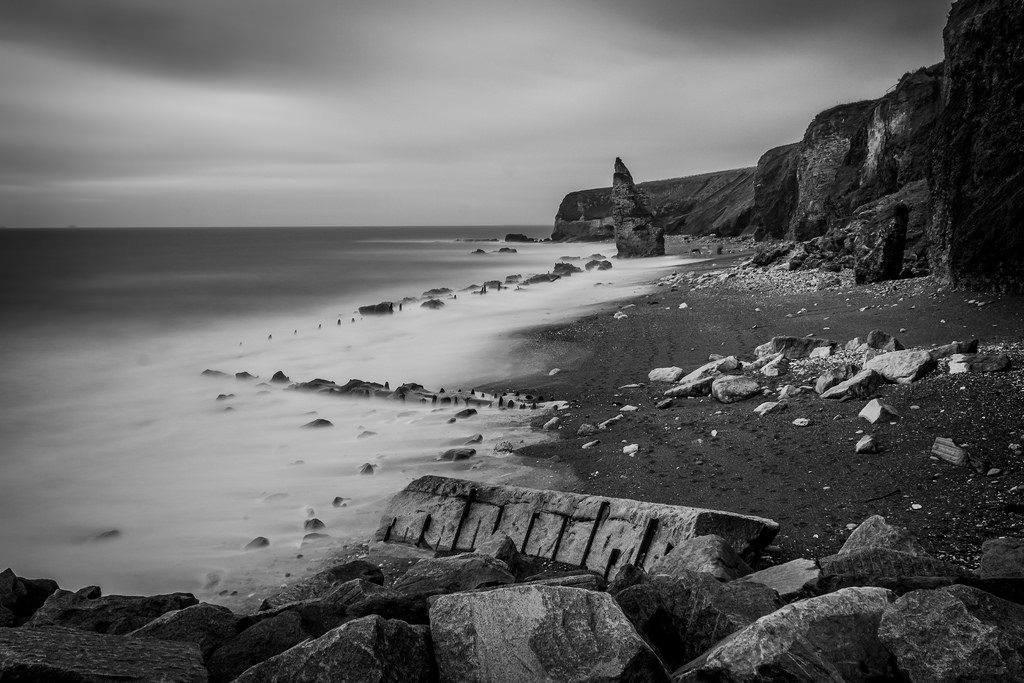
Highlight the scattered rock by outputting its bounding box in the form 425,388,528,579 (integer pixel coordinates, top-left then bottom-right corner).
359,463,376,475
245,537,270,550
391,553,515,598
859,398,900,424
927,339,978,360
948,352,1012,373
819,369,885,399
648,366,684,383
753,401,786,416
755,335,836,359
855,434,879,454
711,375,761,404
358,302,394,315
26,590,198,635
542,417,560,430
864,348,937,383
302,418,333,429
663,376,714,398
792,418,811,427
865,329,905,352
270,371,290,384
814,363,861,395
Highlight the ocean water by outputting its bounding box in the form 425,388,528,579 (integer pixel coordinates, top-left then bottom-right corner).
0,225,692,596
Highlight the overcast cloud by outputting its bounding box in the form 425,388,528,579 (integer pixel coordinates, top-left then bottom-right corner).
0,0,950,227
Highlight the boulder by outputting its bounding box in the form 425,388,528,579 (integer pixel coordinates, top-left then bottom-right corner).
261,560,384,609
927,339,978,360
855,434,879,454
648,535,751,582
0,627,207,682
663,376,714,398
878,585,1024,682
552,261,582,276
391,553,515,598
430,585,671,682
819,369,885,399
0,568,58,626
585,259,613,271
814,363,860,395
711,375,761,404
522,273,560,285
612,157,665,258
818,547,971,593
420,298,445,310
981,538,1024,579
130,602,238,660
207,611,310,683
233,615,432,683
302,418,333,428
358,302,394,315
948,352,1012,373
440,448,476,461
26,590,198,635
676,587,899,682
858,398,899,424
752,401,786,416
852,200,909,284
374,476,779,579
476,532,528,580
615,571,781,669
865,329,905,352
736,558,821,601
864,349,937,383
648,366,684,383
759,355,789,377
754,335,836,359
253,578,393,637
839,515,928,556
344,589,430,626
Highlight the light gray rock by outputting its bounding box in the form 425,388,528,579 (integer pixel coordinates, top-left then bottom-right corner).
819,369,885,399
864,349,937,383
431,585,671,682
839,515,928,556
754,336,836,359
711,375,761,404
865,329,904,352
948,352,1012,373
927,339,978,360
814,363,860,395
233,615,432,683
735,558,821,601
753,401,786,416
878,585,1024,682
648,367,684,383
649,535,751,582
858,398,899,424
676,586,898,682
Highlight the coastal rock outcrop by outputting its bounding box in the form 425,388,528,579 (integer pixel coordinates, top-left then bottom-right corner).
612,157,665,258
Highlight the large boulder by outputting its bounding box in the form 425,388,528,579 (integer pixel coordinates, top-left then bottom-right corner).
207,611,310,683
818,546,971,593
130,602,238,661
648,367,684,383
851,197,909,284
430,585,671,682
648,535,752,582
615,571,781,669
260,560,384,609
663,376,714,398
676,586,898,682
878,584,1024,682
864,349,937,383
358,302,394,315
0,568,58,627
838,515,928,556
612,157,665,258
711,376,761,404
391,553,515,598
948,352,1012,373
814,363,861,395
755,336,836,359
25,589,198,635
735,558,821,602
233,615,433,683
0,627,207,682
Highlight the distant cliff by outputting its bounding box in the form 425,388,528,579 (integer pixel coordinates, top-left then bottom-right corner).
552,167,755,241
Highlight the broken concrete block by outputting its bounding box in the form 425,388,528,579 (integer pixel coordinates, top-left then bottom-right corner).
932,437,967,466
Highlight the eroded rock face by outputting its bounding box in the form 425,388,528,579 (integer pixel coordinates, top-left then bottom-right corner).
851,197,909,284
752,143,801,241
430,585,671,682
929,0,1024,292
612,157,665,258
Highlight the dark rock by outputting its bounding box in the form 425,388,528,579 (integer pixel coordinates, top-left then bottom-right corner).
615,570,781,669
302,418,333,428
261,560,384,609
439,448,475,461
475,533,527,580
463,433,483,444
215,393,234,401
818,546,972,593
608,564,649,597
928,0,1024,293
270,371,290,384
521,272,560,285
736,557,821,601
504,233,536,242
358,302,394,315
422,287,452,297
245,537,270,550
612,157,665,258
865,328,905,352
819,368,885,399
648,534,752,581
585,259,613,271
497,247,517,253
356,430,377,439
0,569,59,626
420,298,445,310
751,143,801,240
207,611,310,683
345,591,431,625
453,408,477,419
130,602,238,660
250,578,391,638
233,615,433,683
25,589,198,635
470,248,487,254
552,261,582,276
235,371,257,381
927,339,978,359
677,586,898,682
331,496,348,507
392,553,515,598
981,537,1024,579
852,196,909,284
878,584,1024,682
359,463,376,475
0,626,207,682
431,585,671,682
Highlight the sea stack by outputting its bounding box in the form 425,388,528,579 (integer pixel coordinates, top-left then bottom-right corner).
612,157,664,257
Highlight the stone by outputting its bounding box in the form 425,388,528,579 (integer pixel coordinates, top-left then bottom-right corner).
711,375,761,404
358,302,394,315
612,157,665,258
663,376,714,398
430,585,671,682
759,355,789,377
25,589,198,635
865,328,905,352
948,352,1012,373
577,423,598,437
261,560,384,609
928,339,978,360
302,418,333,428
839,515,928,556
808,345,832,359
819,369,885,399
736,558,820,601
0,626,207,682
858,398,899,424
878,585,1024,682
792,417,811,427
439,448,476,461
753,401,786,416
542,417,560,430
245,536,270,550
0,568,58,626
235,371,257,380
865,348,937,383
648,366,684,383
818,547,971,593
616,571,781,669
648,534,751,582
359,463,376,475
855,434,879,454
676,586,899,682
391,553,515,598
373,476,779,579
130,602,238,660
754,335,836,359
233,615,432,683
981,538,1024,579
814,363,860,395
655,398,673,409
475,532,527,580
207,611,310,683
932,437,968,466
585,259,613,271
421,298,446,310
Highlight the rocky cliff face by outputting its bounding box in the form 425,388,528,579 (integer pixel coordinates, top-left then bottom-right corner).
612,157,664,258
928,0,1024,292
553,167,755,242
751,143,801,242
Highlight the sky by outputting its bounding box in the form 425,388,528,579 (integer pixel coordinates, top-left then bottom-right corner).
0,0,951,228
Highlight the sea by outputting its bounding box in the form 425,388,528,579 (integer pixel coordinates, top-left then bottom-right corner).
0,225,694,597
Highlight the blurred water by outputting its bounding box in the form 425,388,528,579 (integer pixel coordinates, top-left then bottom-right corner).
0,226,693,595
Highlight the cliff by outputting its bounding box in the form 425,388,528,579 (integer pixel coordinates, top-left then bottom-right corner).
612,157,665,257
928,0,1024,292
552,167,755,241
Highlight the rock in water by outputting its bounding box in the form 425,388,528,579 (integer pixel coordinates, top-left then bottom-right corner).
430,585,671,682
612,157,664,258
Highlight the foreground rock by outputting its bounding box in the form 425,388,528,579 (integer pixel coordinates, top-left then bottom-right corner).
676,586,898,682
391,553,515,598
234,615,432,683
612,157,665,258
374,476,779,578
878,584,1024,682
130,602,238,661
0,626,207,682
431,585,671,682
26,589,198,634
648,535,752,581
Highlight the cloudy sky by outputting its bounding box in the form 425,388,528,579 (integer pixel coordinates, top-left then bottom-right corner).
1,0,950,228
